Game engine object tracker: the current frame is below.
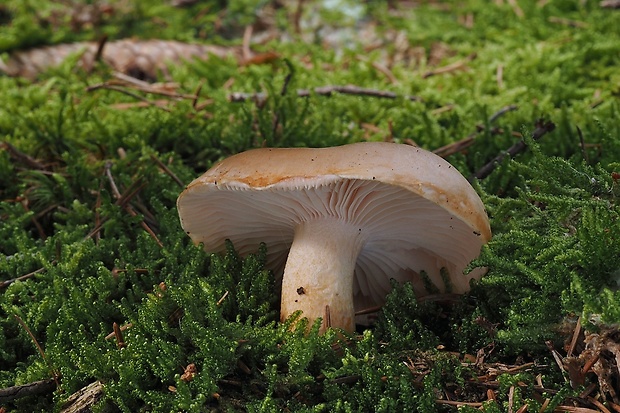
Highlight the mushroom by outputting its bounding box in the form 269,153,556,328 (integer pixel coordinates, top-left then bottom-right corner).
177,142,491,332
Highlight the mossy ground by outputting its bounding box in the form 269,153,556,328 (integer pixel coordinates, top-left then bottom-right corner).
1,1,619,411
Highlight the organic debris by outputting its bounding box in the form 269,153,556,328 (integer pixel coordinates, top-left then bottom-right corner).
0,39,239,81
1,1,619,411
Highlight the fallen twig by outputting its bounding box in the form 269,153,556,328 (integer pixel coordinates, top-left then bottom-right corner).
229,85,422,104
507,0,525,18
13,314,60,389
507,385,515,413
567,316,582,358
150,155,185,187
356,55,398,84
242,25,253,62
433,104,518,158
436,399,484,408
87,84,172,112
93,35,108,63
113,322,126,349
0,379,57,404
548,16,588,28
423,53,476,78
104,162,163,248
192,80,204,110
470,119,556,180
14,315,49,371
496,64,504,90
104,323,133,340
110,73,199,99
0,266,46,289
555,406,607,413
216,291,229,306
0,142,47,171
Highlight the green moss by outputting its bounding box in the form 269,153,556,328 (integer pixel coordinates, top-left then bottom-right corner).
1,0,620,411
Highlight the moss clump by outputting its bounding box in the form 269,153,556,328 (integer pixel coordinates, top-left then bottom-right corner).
471,132,620,354
1,0,620,411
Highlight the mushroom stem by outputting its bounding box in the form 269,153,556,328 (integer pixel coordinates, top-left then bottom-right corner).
280,218,366,333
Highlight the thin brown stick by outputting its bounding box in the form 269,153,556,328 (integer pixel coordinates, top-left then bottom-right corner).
229,85,422,103
104,161,121,197
216,291,229,306
105,73,199,100
242,25,253,62
86,172,149,241
423,53,476,78
21,200,47,240
112,71,152,88
546,340,567,375
331,375,361,385
0,142,47,170
430,104,455,116
567,316,582,358
84,221,105,241
14,315,48,366
433,136,477,158
104,163,163,247
192,80,204,110
0,267,46,289
608,402,620,413
105,323,133,340
578,383,598,399
587,397,612,413
84,171,146,240
356,55,398,84
548,16,588,28
515,404,529,413
433,104,518,157
355,305,383,316
117,179,148,209
581,353,600,374
113,322,126,349
93,35,108,63
489,104,519,123
109,80,198,100
14,314,60,388
505,362,536,373
471,119,556,180
237,359,251,375
311,85,421,101
87,84,172,112
435,399,484,407
554,406,606,413
150,155,185,187
473,379,562,396
496,64,504,90
507,0,525,18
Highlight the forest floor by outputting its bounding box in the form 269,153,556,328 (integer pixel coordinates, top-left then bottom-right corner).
1,1,620,412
